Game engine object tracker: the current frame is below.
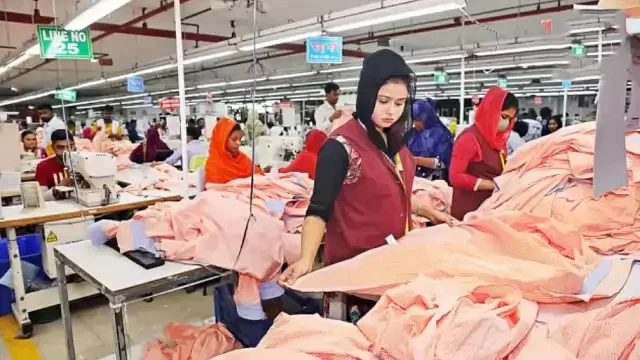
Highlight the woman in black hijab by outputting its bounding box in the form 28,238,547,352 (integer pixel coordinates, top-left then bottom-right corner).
280,50,453,315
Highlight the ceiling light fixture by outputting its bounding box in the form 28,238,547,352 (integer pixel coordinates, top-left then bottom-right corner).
183,50,238,65
65,0,134,30
325,0,465,32
238,31,321,51
268,71,318,80
319,65,362,74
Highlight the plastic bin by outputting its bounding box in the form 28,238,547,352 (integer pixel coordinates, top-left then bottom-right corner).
0,234,44,316
214,283,320,347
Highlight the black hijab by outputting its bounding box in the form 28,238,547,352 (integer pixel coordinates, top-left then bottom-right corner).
354,49,415,159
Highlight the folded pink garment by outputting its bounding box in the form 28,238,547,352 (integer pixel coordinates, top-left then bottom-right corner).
290,212,621,303
213,349,318,360
140,322,240,360
357,276,537,360
473,122,640,254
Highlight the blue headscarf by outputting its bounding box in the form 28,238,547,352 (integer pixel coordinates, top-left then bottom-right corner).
405,99,454,180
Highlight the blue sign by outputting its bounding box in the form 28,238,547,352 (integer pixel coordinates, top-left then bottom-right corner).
127,76,144,93
306,36,343,64
143,96,153,106
561,80,572,89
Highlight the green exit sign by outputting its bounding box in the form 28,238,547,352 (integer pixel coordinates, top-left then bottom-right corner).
571,41,586,57
37,25,94,60
55,89,77,102
433,71,449,84
497,77,508,89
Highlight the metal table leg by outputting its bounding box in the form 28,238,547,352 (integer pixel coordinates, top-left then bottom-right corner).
7,227,32,338
56,256,76,360
110,303,129,360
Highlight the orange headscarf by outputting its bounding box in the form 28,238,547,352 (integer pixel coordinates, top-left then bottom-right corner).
205,117,263,184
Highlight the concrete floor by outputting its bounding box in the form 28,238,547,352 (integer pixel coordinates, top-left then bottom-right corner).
1,289,214,360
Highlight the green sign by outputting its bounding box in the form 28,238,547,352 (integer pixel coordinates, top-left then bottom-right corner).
37,25,94,60
55,89,77,102
571,41,586,57
433,71,449,84
497,77,508,89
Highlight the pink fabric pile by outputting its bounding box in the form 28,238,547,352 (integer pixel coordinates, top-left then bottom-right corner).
411,178,452,227
474,122,640,254
140,323,241,360
215,277,640,359
119,163,193,192
75,136,136,170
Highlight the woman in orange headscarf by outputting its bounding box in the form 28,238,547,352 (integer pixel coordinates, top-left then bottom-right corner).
205,117,264,184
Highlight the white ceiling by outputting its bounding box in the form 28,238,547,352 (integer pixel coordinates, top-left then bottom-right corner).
0,0,612,103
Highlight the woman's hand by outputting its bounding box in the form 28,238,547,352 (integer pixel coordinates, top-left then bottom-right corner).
279,256,314,286
425,209,456,226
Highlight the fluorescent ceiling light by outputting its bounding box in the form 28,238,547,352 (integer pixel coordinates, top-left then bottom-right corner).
326,0,465,32
583,39,621,46
519,60,570,68
122,104,149,109
475,44,569,56
66,78,106,90
65,0,134,30
120,100,144,105
228,77,266,85
197,81,228,89
239,31,321,51
333,77,359,83
107,64,176,82
587,51,614,56
569,26,609,34
183,50,238,65
268,71,317,80
320,65,362,74
406,53,466,64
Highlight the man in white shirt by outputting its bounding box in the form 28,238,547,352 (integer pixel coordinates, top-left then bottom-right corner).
164,125,208,168
314,82,342,134
37,103,67,157
93,105,124,140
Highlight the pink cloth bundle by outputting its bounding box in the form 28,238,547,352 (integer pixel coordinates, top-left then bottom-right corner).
411,178,452,227
474,122,640,254
140,323,240,360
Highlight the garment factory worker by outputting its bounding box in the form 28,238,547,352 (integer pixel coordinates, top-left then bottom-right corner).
36,103,66,157
280,49,455,286
196,118,206,131
164,126,208,167
314,82,342,134
92,105,124,140
129,126,173,164
35,129,75,200
506,121,527,156
404,99,453,181
204,117,264,184
540,106,553,136
449,87,519,220
277,129,328,180
126,120,142,143
546,115,563,134
21,130,42,158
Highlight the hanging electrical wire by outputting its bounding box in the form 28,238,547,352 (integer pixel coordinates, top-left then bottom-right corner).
233,0,259,266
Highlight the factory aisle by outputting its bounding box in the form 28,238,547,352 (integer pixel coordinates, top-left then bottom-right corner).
0,290,213,360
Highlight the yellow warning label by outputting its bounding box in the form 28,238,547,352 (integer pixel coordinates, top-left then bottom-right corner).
46,231,58,243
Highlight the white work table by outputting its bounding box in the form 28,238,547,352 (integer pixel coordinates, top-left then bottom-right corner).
55,241,232,360
0,190,181,338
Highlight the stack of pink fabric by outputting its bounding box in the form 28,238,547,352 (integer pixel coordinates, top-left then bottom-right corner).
411,178,452,227
215,277,640,359
474,122,640,254
141,323,240,360
75,135,136,170
119,163,193,192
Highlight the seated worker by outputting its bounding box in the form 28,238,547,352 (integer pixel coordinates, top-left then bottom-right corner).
274,129,327,180
35,129,75,201
67,120,76,135
92,105,124,140
21,130,42,158
205,117,264,184
129,126,173,164
164,125,208,167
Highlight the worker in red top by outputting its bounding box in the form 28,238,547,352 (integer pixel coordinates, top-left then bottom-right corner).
35,129,75,201
276,129,328,180
449,87,519,220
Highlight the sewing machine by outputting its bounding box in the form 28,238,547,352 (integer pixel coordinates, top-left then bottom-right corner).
256,135,304,168
63,152,120,207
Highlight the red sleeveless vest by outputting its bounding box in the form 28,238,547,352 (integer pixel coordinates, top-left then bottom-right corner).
324,119,416,265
